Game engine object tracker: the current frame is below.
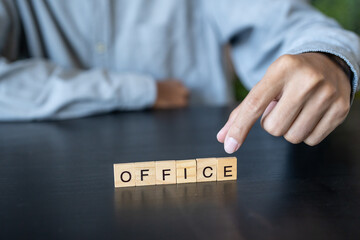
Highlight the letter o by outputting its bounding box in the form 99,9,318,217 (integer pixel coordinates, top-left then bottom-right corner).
120,171,132,182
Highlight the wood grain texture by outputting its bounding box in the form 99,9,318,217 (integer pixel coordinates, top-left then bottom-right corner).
196,158,217,182
155,160,176,185
216,157,237,181
135,161,156,186
2,103,360,239
176,159,196,184
114,163,136,188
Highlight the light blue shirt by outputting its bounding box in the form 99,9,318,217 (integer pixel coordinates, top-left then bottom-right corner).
0,0,359,121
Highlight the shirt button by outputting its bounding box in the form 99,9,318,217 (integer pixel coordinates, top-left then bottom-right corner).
95,42,106,54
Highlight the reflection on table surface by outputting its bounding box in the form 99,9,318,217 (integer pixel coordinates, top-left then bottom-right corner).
114,181,237,210
1,103,360,239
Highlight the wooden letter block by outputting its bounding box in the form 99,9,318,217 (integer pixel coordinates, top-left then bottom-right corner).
135,161,156,186
216,157,237,181
196,158,217,182
114,163,136,188
176,159,196,184
156,160,176,185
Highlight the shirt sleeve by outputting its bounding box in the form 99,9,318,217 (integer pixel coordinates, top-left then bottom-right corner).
0,2,157,121
205,0,360,100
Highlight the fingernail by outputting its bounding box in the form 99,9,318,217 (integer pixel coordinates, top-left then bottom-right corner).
224,137,240,154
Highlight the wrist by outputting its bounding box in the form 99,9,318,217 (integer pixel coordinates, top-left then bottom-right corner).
322,53,353,80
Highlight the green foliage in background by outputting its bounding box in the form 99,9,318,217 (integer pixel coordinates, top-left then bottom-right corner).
234,0,360,100
312,0,360,99
312,0,360,34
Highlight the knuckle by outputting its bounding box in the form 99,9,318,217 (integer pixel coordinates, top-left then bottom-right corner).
320,84,337,102
304,138,320,146
243,95,262,115
277,54,302,69
229,109,239,121
304,67,325,83
334,99,350,119
284,132,303,144
312,84,337,105
302,69,324,90
263,118,284,137
283,69,325,102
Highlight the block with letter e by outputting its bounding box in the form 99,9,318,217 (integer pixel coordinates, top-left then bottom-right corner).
113,157,237,188
216,157,237,181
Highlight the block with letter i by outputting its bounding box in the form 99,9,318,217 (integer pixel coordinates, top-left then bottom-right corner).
176,159,196,184
135,161,156,186
113,163,136,188
156,160,176,185
196,158,217,182
217,157,237,181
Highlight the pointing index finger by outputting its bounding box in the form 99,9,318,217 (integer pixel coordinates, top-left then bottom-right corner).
223,76,283,154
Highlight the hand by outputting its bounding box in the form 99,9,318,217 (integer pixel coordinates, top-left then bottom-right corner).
217,53,351,153
153,79,189,109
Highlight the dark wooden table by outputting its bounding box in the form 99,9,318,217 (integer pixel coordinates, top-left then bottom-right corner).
1,102,360,240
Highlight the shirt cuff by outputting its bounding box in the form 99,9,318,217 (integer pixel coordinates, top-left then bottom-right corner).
286,42,360,103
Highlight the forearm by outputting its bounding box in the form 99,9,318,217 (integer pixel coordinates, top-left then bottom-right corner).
207,0,360,98
0,58,157,121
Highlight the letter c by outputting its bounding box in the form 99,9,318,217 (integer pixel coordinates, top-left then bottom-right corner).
203,167,213,178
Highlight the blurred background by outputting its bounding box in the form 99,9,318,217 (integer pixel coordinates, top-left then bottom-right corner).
234,0,360,100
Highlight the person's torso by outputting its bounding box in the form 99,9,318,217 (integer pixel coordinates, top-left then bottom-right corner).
15,0,234,105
